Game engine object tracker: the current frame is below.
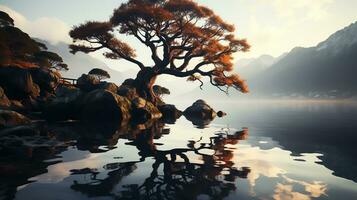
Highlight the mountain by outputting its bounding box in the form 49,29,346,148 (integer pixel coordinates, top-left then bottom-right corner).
235,54,283,79
36,40,125,84
249,21,357,99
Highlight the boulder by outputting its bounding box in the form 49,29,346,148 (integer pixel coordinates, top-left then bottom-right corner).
97,82,119,94
10,100,25,111
117,79,138,100
81,89,131,122
55,85,82,99
0,125,38,137
31,83,40,98
0,86,11,108
76,74,100,92
183,100,216,128
158,104,182,123
0,110,31,128
131,99,162,123
217,111,227,118
132,97,146,109
0,66,40,100
43,86,84,121
183,99,216,121
22,96,40,111
29,68,61,95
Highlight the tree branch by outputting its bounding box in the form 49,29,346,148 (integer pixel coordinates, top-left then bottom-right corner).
103,43,145,69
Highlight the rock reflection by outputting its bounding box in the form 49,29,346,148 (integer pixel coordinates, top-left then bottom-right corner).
69,123,250,199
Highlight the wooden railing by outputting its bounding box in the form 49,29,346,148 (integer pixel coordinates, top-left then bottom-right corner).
59,77,77,86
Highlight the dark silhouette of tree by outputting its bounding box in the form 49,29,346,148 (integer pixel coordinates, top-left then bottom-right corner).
69,0,250,104
0,11,67,71
88,68,111,81
0,11,14,27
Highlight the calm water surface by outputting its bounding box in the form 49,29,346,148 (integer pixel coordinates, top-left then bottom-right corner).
1,101,357,200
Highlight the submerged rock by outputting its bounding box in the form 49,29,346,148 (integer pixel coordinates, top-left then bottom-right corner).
81,89,131,122
0,110,31,128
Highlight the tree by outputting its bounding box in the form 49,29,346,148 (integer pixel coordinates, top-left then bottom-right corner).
0,11,67,71
33,51,69,71
88,68,111,81
0,11,14,27
70,0,250,104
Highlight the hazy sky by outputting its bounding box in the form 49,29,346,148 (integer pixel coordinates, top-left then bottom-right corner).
1,0,357,70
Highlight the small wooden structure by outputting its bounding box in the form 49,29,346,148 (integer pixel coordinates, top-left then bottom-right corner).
59,77,77,86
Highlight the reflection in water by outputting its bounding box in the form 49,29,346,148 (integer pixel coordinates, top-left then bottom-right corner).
70,124,250,199
273,175,327,200
1,102,357,200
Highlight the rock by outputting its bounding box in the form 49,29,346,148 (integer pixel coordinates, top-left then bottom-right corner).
10,100,25,111
122,78,136,87
0,86,11,108
0,66,39,100
217,111,227,117
81,89,131,122
22,96,38,111
158,104,182,123
97,82,119,94
0,110,31,128
43,86,84,121
118,86,138,100
132,97,146,108
184,99,216,120
183,100,216,128
31,83,40,98
55,85,82,99
131,100,162,123
0,125,38,137
76,74,100,92
117,79,138,100
29,68,61,95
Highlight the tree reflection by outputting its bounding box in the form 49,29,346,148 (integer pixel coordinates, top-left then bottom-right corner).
70,122,250,199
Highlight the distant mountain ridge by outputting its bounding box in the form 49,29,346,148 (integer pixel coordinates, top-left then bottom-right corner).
235,54,276,79
249,21,357,99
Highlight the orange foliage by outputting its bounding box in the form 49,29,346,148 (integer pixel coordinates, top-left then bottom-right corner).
69,0,251,95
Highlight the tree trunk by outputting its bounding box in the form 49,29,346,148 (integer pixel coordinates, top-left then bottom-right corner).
134,67,158,105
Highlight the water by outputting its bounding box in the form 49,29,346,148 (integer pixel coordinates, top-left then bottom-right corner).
1,101,357,200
